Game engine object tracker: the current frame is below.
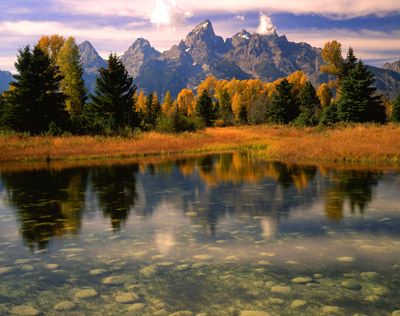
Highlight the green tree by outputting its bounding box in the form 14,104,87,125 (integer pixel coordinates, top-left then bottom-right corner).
85,54,137,134
267,79,299,124
196,89,215,126
296,81,321,126
57,37,87,117
392,93,400,123
337,60,386,123
2,45,66,134
217,88,233,126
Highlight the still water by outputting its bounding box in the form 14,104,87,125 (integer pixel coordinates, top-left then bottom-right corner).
0,153,399,315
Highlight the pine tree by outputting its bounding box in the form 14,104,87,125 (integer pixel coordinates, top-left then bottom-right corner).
87,54,137,133
57,37,87,117
338,60,386,123
161,90,173,114
296,81,321,126
217,88,233,125
2,45,66,134
196,89,214,126
267,79,299,124
392,94,400,123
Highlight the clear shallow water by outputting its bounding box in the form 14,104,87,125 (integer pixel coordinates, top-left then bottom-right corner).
0,154,400,315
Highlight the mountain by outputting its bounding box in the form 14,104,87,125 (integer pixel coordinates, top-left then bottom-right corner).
0,70,13,93
78,41,107,93
383,60,400,73
79,20,399,99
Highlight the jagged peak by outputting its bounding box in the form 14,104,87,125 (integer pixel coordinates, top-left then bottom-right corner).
234,29,251,40
131,38,151,48
191,19,214,34
79,41,96,51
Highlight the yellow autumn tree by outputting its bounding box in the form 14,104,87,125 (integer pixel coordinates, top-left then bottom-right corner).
320,40,344,77
177,88,195,115
287,71,308,95
197,76,217,97
37,35,65,64
317,83,332,107
232,91,247,123
161,90,173,115
136,91,147,113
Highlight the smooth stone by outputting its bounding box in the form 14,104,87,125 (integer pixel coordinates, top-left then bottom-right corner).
239,311,270,316
271,285,291,294
268,298,284,305
257,260,271,266
321,306,342,314
291,300,307,309
54,301,76,311
185,212,198,217
0,266,13,275
154,310,168,316
392,311,400,316
360,272,379,281
74,288,98,298
193,254,213,261
342,279,361,291
21,265,34,271
313,274,323,279
175,264,191,271
10,305,40,316
45,264,59,270
336,256,354,263
127,303,146,312
116,293,140,304
14,259,34,265
291,277,312,284
169,311,193,316
102,276,124,285
157,262,174,267
191,263,207,269
372,287,389,296
140,266,157,278
89,269,107,276
365,295,381,303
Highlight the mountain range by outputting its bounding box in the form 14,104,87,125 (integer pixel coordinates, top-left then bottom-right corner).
1,20,399,99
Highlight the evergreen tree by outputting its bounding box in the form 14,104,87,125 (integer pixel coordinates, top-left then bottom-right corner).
296,81,321,126
161,90,173,114
267,79,299,124
392,94,400,123
337,60,386,123
86,54,137,133
57,37,87,117
196,89,214,126
341,47,357,79
143,92,161,128
2,45,66,134
217,88,233,125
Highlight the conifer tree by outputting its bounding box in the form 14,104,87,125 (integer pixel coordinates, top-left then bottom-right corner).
196,89,214,126
86,54,137,133
57,37,87,117
391,94,400,123
337,60,386,123
267,79,299,124
217,88,233,125
2,45,66,134
296,81,321,126
162,91,173,114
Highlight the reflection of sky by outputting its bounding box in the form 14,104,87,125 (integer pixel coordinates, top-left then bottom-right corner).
0,1,399,71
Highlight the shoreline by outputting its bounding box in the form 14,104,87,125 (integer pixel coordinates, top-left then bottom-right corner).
1,124,400,170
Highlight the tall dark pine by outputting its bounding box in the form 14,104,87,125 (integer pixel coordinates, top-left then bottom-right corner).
1,46,66,134
392,93,400,123
267,79,299,124
297,81,321,126
90,54,137,132
338,60,386,123
196,89,214,126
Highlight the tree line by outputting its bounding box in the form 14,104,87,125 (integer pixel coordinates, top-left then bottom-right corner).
0,36,399,135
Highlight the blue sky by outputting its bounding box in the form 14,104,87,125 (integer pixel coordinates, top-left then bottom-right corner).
0,0,399,71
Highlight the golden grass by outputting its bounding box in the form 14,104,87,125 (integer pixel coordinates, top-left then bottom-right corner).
1,124,400,167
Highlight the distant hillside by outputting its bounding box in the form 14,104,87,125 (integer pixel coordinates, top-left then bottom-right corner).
0,70,13,93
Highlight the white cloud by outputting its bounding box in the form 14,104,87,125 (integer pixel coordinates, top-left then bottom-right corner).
256,13,276,35
55,0,400,19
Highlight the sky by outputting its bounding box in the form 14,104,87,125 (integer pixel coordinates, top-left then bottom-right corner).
0,0,399,72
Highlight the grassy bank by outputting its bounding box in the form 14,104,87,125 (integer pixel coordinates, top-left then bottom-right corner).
1,124,400,165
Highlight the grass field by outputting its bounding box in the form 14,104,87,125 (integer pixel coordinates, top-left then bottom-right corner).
1,124,400,166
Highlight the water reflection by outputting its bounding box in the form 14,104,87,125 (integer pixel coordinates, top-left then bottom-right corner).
0,154,389,249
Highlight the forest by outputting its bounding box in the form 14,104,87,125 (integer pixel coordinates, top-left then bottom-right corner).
0,35,400,136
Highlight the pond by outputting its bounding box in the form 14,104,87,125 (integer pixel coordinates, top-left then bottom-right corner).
0,153,399,315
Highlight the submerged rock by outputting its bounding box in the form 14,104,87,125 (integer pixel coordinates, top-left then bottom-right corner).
0,266,13,275
365,295,382,303
10,305,40,316
291,277,312,284
321,306,342,314
360,272,379,281
372,286,389,296
291,300,307,309
74,288,98,298
102,276,124,285
268,298,284,305
115,292,140,304
45,264,59,270
193,254,214,261
53,301,76,311
342,279,361,291
127,303,146,312
175,264,191,271
89,268,107,276
336,256,354,263
140,265,157,278
169,311,193,316
270,285,291,294
239,311,270,316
